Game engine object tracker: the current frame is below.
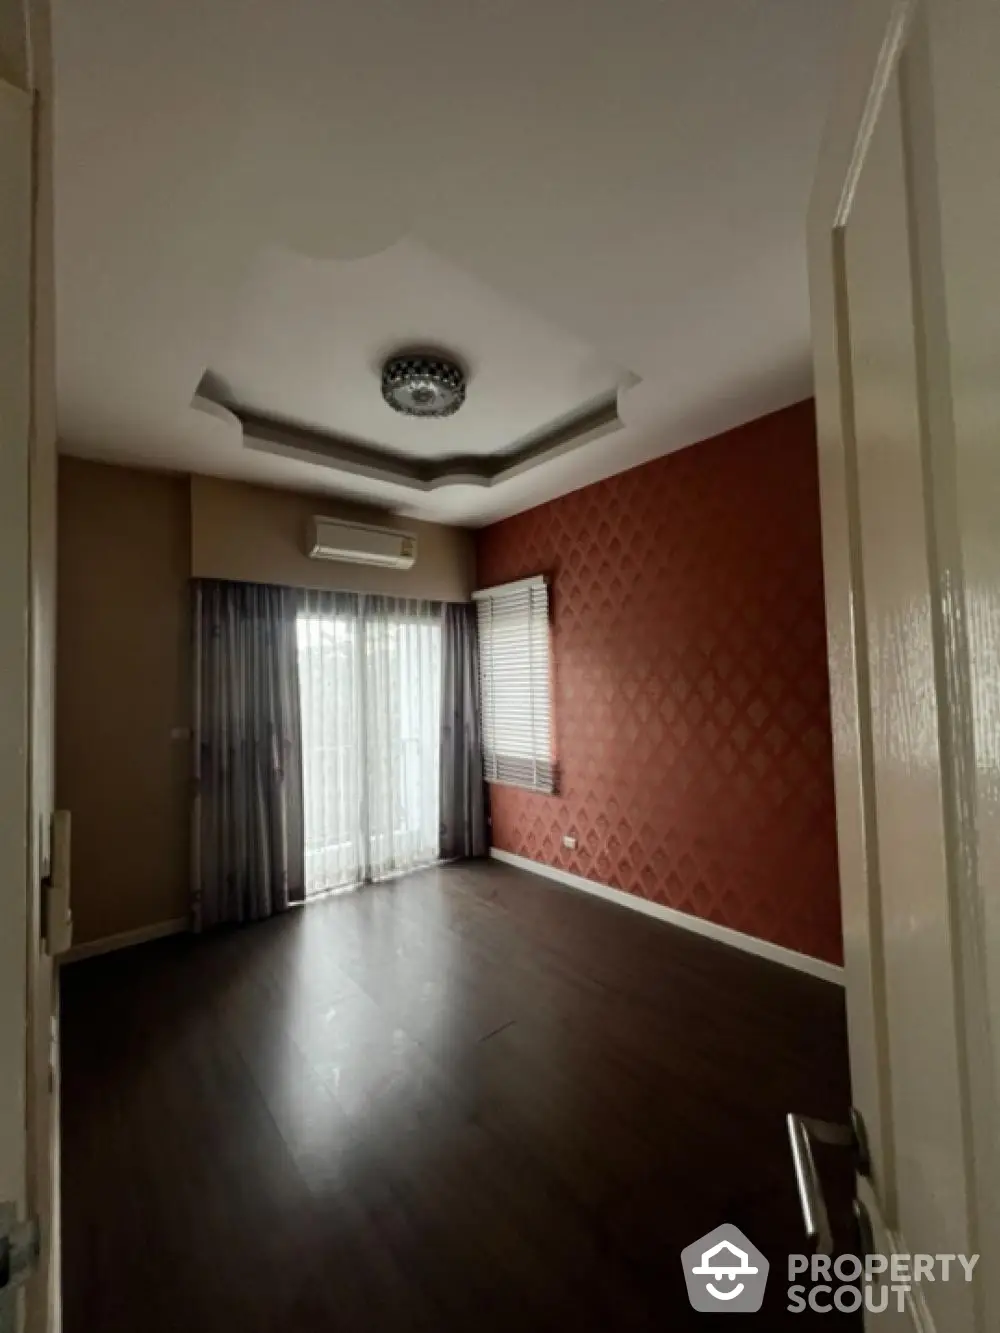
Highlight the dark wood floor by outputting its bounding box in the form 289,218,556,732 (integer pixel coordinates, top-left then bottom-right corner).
61,861,856,1331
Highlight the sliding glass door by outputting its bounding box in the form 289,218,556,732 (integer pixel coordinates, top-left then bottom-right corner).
296,595,441,897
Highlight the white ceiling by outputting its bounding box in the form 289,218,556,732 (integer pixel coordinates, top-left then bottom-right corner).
213,239,628,459
52,0,843,527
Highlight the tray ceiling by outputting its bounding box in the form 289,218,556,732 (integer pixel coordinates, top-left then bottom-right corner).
52,0,844,526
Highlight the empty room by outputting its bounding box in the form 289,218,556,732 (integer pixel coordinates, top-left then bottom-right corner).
2,1,998,1332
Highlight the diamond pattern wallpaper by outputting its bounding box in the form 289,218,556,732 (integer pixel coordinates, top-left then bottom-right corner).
475,400,843,965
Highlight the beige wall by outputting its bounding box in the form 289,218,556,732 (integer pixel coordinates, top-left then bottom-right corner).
57,458,475,945
57,459,192,943
191,474,475,601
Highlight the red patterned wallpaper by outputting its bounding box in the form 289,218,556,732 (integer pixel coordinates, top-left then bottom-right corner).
476,400,843,965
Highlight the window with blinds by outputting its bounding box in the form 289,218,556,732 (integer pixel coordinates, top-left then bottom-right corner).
474,576,555,794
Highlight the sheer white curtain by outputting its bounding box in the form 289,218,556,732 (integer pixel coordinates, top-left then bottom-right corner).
297,591,363,893
363,598,441,881
296,591,441,896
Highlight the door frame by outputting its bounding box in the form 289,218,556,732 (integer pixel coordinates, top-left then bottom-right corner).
1,0,59,1328
0,68,33,1246
810,0,999,1326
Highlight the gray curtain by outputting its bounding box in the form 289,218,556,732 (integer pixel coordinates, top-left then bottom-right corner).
192,579,305,930
439,602,488,860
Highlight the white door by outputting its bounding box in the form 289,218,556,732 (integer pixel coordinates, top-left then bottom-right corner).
810,1,1000,1329
1,1,59,1328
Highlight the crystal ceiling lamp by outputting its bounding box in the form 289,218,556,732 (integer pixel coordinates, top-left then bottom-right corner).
381,352,466,418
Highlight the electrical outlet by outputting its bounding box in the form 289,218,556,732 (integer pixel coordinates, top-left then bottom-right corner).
562,834,577,851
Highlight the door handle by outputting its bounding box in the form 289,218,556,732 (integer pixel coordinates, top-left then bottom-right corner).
853,1197,875,1260
786,1109,871,1255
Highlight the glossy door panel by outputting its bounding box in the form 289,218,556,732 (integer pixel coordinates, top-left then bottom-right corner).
810,1,999,1328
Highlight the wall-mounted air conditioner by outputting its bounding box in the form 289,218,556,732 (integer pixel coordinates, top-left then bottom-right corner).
308,516,417,570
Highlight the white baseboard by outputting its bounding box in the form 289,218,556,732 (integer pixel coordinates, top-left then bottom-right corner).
60,917,189,965
489,848,844,986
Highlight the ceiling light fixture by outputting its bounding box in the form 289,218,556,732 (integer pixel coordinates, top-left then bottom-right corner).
381,352,466,419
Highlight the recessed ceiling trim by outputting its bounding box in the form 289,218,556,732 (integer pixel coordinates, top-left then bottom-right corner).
195,390,627,493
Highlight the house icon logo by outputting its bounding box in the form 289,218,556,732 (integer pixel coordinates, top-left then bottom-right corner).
681,1224,770,1312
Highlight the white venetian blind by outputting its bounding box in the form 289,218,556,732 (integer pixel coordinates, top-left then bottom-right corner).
474,575,554,794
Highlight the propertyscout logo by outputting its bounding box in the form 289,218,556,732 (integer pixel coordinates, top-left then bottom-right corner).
681,1225,769,1312
681,1224,979,1315
786,1252,980,1316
